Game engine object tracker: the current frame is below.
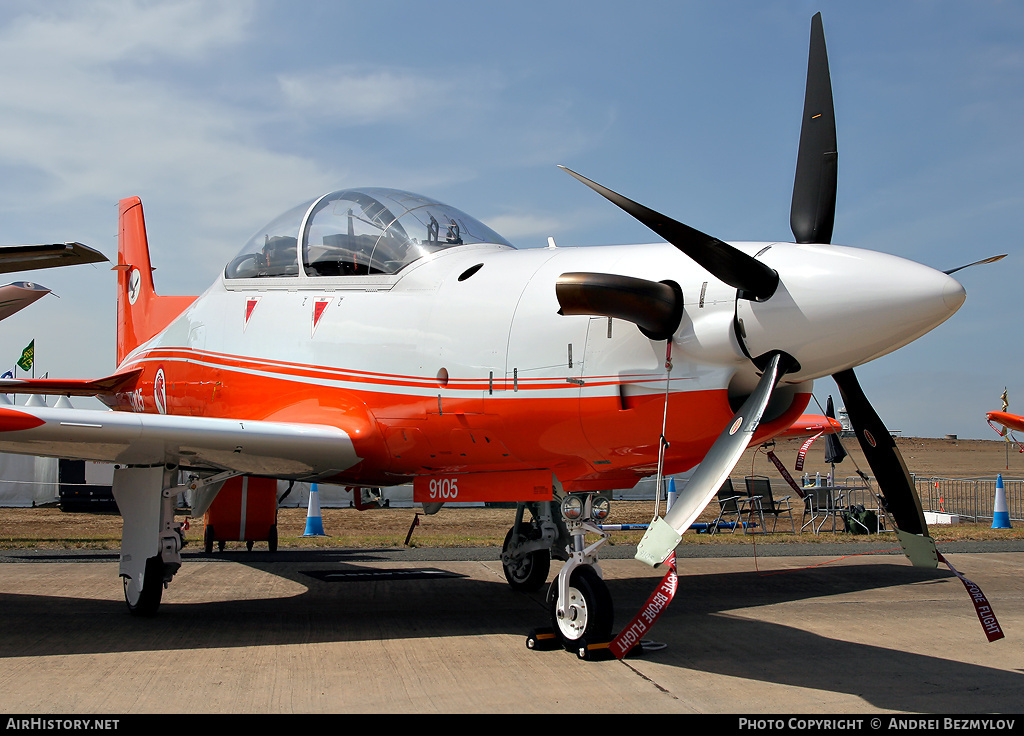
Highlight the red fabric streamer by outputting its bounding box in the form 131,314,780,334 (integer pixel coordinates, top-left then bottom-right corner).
767,450,806,498
938,553,1005,642
795,431,824,471
611,552,678,658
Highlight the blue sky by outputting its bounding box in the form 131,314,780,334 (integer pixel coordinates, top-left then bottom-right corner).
0,0,1020,440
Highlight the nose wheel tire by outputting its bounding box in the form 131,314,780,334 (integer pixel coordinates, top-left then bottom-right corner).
548,564,613,644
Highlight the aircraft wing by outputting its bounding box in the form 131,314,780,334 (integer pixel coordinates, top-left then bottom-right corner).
0,404,361,480
0,242,107,274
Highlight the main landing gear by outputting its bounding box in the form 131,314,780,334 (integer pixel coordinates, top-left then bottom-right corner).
501,501,563,591
502,493,615,648
111,465,187,616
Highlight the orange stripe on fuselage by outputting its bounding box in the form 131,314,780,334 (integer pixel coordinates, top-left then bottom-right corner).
110,348,810,491
0,407,47,432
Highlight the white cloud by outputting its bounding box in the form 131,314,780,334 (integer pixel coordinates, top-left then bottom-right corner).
277,66,461,126
0,1,344,283
0,0,253,66
484,210,594,244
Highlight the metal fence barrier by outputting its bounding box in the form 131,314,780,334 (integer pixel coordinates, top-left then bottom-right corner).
829,475,1022,525
912,476,1022,524
620,474,1023,527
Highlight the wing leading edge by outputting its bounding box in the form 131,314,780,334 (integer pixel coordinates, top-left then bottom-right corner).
0,404,362,480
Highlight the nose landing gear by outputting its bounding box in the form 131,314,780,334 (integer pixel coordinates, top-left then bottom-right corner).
547,493,614,647
502,492,616,649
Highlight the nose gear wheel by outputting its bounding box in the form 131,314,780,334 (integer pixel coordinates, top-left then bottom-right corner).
547,564,613,644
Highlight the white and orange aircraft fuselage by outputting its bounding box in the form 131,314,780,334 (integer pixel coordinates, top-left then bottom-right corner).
0,14,994,645
0,184,962,623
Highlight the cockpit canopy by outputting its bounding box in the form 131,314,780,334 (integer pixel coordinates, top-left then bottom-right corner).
225,188,513,279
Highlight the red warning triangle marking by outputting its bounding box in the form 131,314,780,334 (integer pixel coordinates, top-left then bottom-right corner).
244,297,261,330
312,297,332,335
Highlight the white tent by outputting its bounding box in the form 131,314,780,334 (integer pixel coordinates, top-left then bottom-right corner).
0,453,59,507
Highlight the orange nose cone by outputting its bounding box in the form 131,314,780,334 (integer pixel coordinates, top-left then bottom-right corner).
0,407,46,432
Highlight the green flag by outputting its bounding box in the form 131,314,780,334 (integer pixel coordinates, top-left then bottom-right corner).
16,340,33,372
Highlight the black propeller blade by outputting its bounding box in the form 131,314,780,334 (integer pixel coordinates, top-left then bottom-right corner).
790,12,838,245
789,13,934,555
558,166,779,301
833,369,929,538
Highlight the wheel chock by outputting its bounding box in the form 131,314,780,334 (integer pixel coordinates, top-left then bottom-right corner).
525,628,561,651
574,638,618,661
576,638,661,661
527,628,661,660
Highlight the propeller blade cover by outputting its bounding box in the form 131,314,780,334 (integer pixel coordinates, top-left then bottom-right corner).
636,352,794,567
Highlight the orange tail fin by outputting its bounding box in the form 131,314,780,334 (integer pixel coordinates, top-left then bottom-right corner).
116,197,197,365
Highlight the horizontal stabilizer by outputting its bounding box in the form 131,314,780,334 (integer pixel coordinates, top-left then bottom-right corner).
0,242,107,275
0,369,143,397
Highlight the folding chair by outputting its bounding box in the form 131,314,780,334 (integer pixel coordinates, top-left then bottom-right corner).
711,478,758,534
801,485,842,534
744,475,794,533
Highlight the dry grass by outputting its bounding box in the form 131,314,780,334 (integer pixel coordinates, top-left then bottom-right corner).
0,501,1019,552
2,437,1021,551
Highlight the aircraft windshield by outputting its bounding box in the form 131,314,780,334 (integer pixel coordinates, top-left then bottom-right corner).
225,188,512,279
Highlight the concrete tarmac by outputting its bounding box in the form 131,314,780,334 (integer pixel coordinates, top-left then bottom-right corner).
0,545,1022,715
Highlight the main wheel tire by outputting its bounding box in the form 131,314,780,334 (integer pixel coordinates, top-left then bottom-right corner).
204,525,214,554
547,565,614,644
501,526,550,591
123,555,164,617
268,525,278,553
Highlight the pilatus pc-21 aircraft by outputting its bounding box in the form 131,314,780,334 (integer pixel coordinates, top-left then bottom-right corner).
0,14,1003,644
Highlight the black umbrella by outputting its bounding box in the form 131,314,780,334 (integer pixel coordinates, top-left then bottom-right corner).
825,395,847,465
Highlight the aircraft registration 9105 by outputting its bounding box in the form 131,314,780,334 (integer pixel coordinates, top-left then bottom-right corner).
0,14,1004,645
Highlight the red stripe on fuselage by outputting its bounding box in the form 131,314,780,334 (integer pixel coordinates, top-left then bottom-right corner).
110,348,810,490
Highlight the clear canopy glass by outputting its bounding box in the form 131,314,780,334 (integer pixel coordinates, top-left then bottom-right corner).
225,188,512,279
